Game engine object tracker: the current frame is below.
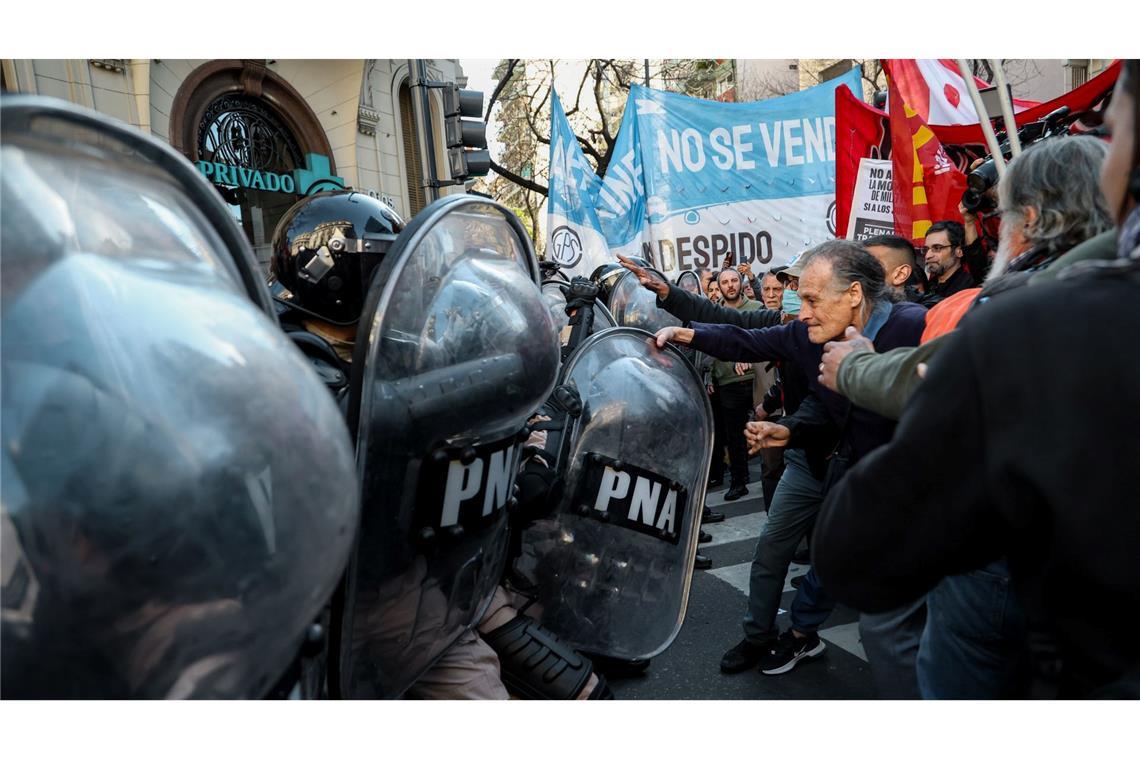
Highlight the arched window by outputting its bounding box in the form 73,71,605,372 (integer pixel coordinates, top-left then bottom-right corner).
171,60,338,264
198,94,303,174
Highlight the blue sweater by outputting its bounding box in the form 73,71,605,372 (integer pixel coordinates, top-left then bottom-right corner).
689,301,927,462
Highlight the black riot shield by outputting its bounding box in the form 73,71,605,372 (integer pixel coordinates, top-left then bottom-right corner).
513,328,714,660
335,195,560,698
0,97,358,698
608,268,683,332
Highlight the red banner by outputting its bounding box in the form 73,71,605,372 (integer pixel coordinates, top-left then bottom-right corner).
835,84,889,238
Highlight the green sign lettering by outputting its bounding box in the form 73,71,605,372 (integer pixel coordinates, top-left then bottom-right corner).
196,153,340,197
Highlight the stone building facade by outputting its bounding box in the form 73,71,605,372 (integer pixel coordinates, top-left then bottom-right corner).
1,58,470,264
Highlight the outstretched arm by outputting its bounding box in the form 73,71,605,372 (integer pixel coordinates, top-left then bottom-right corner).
617,256,781,328
654,321,798,364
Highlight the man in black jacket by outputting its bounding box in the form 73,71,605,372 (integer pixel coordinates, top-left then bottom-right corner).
814,60,1140,698
919,221,975,307
814,261,1140,697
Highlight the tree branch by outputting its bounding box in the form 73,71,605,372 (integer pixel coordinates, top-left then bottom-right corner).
491,159,548,196
484,58,520,120
565,66,591,117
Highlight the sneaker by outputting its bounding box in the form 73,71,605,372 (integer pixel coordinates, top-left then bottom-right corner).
757,630,826,675
720,638,772,674
702,506,725,524
698,529,713,544
694,553,712,570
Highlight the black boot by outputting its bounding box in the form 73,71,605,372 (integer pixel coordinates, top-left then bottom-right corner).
724,483,749,501
702,505,725,524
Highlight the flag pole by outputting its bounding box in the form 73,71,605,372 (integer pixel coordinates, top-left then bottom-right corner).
989,60,1022,156
956,59,1006,178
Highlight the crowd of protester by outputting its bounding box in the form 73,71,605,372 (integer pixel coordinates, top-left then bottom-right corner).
620,58,1139,698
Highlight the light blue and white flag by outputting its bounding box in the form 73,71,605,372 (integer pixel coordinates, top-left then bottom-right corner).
596,69,863,276
546,90,611,277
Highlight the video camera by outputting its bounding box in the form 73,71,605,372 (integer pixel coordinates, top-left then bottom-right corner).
961,106,1074,214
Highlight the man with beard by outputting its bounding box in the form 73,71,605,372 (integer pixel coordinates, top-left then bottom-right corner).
706,267,765,500
919,221,974,306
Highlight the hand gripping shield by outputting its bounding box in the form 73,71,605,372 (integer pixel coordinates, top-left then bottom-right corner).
335,195,560,698
513,328,714,660
541,278,616,351
0,98,358,698
608,268,683,333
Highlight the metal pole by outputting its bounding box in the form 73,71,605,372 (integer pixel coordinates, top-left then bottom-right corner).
644,59,650,87
990,59,1022,156
408,59,440,202
956,59,1006,178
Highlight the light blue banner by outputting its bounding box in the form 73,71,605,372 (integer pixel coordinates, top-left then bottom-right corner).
596,69,862,272
546,90,612,275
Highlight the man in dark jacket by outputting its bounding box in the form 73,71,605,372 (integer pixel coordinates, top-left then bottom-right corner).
815,61,1140,698
814,261,1140,697
621,254,839,675
919,221,975,307
647,241,927,694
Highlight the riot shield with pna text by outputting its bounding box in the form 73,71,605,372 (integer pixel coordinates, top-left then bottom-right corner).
513,327,713,661
334,195,560,698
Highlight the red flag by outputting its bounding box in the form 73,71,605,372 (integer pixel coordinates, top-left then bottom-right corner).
884,60,968,244
930,60,1122,147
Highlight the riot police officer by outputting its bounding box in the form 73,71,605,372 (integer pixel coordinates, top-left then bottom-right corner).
271,191,613,699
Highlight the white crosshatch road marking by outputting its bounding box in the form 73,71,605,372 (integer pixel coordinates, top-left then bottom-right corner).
699,493,867,662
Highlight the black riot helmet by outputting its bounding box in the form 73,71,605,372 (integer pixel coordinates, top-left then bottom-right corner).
589,261,628,307
1,96,359,699
270,191,405,325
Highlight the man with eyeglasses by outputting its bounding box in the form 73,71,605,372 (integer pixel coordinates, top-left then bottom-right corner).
920,220,976,306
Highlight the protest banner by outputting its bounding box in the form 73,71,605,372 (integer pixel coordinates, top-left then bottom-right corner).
846,158,894,240
596,69,863,276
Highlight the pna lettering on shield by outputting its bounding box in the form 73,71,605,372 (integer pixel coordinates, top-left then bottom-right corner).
594,466,679,536
439,447,518,528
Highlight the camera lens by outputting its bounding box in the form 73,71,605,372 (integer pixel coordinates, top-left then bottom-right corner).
961,190,982,213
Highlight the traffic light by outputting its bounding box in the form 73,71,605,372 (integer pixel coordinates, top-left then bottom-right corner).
443,84,491,180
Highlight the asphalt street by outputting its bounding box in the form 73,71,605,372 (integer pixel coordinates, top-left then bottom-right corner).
607,460,876,699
